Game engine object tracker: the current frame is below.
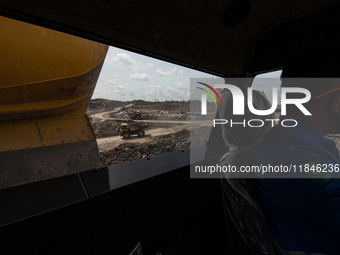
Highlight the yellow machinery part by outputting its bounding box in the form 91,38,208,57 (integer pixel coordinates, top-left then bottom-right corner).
0,16,108,189
0,16,107,87
0,15,108,150
0,106,95,152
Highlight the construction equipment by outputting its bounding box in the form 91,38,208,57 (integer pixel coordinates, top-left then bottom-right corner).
0,16,108,189
130,112,142,120
120,123,149,138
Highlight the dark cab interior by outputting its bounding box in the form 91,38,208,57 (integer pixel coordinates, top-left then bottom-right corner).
1,0,340,254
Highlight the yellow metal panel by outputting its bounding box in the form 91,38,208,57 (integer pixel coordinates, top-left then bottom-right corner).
0,121,42,151
0,17,107,187
0,15,108,122
0,96,90,122
0,16,107,87
38,117,95,146
0,107,96,153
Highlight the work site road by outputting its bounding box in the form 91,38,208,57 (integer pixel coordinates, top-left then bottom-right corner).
91,107,211,152
92,110,192,124
96,125,190,152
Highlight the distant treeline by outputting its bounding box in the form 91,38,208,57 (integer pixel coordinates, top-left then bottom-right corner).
91,98,111,102
91,98,193,104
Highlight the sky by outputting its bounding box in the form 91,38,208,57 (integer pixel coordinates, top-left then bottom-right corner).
252,70,282,104
93,46,282,102
93,46,219,101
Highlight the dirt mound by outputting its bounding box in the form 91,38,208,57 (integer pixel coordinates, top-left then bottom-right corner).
109,110,189,121
138,102,190,112
87,100,127,115
100,129,190,166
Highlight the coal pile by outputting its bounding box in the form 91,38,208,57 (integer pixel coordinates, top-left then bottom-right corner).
100,129,190,166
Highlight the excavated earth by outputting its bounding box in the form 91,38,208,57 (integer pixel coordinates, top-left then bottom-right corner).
88,100,340,168
98,126,211,167
100,129,190,167
87,100,211,167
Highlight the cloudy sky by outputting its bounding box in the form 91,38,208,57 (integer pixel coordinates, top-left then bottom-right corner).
93,46,220,101
93,46,282,102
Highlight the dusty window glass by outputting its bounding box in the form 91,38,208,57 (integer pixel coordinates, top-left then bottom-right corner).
252,70,282,121
87,46,221,167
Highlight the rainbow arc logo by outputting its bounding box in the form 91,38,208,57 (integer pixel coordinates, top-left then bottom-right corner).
196,82,222,115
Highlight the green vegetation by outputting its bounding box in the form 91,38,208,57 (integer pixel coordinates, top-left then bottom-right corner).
91,98,191,105
91,98,110,102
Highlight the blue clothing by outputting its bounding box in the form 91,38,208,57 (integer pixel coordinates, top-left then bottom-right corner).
255,116,340,254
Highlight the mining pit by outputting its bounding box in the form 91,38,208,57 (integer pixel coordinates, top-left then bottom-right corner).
87,100,340,167
87,100,211,167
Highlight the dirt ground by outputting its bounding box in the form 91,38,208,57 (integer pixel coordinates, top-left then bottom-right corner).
99,129,190,166
87,100,211,167
87,100,340,167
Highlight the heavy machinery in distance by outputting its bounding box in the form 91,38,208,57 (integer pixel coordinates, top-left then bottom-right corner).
120,123,149,139
130,112,142,120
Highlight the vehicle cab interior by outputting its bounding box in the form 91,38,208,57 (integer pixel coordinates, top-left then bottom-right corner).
1,0,340,254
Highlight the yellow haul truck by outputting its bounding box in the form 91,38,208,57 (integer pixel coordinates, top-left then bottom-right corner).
120,123,149,138
130,112,142,120
0,16,108,189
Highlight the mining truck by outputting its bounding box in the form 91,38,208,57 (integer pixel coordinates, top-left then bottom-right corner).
120,123,149,138
130,112,142,120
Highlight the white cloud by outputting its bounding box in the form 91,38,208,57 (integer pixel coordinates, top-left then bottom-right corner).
143,84,163,100
103,76,135,98
178,70,186,75
167,87,176,93
164,83,189,100
112,53,134,66
176,83,188,90
112,84,135,96
107,74,120,87
112,53,152,71
165,84,189,100
156,67,177,76
130,73,150,81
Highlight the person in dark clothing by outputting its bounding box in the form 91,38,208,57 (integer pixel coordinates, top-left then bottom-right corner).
255,49,340,254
